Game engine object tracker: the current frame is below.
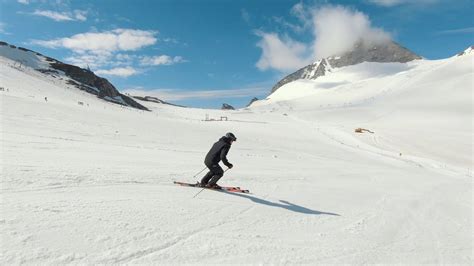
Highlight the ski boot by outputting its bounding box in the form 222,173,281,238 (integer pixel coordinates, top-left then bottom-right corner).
206,183,221,189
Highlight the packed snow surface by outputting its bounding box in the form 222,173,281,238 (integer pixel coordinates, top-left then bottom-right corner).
1,52,472,264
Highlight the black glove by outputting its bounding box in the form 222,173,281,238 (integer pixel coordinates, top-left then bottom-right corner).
227,163,233,169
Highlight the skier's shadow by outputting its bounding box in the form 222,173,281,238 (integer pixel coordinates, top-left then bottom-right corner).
222,191,340,216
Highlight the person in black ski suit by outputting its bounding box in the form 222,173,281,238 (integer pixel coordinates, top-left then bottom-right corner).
199,132,237,188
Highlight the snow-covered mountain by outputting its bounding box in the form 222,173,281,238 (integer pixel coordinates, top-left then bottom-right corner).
457,45,474,56
270,41,421,94
252,45,472,169
0,41,148,111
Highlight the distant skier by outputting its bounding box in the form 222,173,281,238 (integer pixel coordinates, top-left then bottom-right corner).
199,132,237,188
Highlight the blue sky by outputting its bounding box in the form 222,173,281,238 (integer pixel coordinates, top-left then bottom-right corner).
0,0,473,108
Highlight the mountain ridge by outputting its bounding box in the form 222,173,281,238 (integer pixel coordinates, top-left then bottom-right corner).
270,41,422,94
0,41,149,111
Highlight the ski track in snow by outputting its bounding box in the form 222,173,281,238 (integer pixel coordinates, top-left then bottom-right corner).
1,52,472,264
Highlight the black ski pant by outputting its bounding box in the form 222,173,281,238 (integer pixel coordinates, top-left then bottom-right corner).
200,163,224,185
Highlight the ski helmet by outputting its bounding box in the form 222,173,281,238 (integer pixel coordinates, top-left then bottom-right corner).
225,132,237,141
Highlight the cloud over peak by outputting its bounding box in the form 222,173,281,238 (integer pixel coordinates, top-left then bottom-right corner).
255,31,312,72
311,5,391,58
255,4,392,72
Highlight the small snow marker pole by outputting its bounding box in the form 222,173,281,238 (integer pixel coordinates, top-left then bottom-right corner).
192,168,230,198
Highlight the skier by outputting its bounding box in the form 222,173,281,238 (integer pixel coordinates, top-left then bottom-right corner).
199,132,237,188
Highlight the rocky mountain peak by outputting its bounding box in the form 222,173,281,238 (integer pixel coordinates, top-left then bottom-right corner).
270,40,421,94
221,103,235,110
246,97,259,107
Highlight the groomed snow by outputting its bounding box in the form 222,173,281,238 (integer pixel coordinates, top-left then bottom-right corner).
1,51,472,264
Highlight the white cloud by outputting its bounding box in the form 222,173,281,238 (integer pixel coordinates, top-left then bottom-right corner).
31,28,186,77
272,16,305,33
64,54,111,69
311,5,391,58
114,29,157,50
32,28,157,55
95,67,139,77
73,10,88,21
114,55,138,67
368,0,439,7
31,28,176,77
368,0,405,6
255,31,312,72
290,2,312,29
31,9,88,22
0,22,7,34
18,0,29,4
241,8,251,24
255,4,392,72
64,52,139,70
122,87,268,101
436,27,474,35
33,10,74,21
162,37,179,44
140,55,186,66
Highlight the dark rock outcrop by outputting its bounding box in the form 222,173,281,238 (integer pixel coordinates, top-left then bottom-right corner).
51,63,117,97
246,97,259,107
221,103,235,110
271,59,329,94
50,61,149,110
132,96,185,107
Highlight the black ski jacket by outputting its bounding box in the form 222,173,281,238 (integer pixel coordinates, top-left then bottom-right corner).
204,136,232,167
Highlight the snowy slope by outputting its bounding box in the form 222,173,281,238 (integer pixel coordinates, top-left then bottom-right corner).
254,54,473,169
1,48,472,264
266,61,413,102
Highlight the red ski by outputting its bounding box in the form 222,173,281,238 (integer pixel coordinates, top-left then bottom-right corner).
173,181,249,194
